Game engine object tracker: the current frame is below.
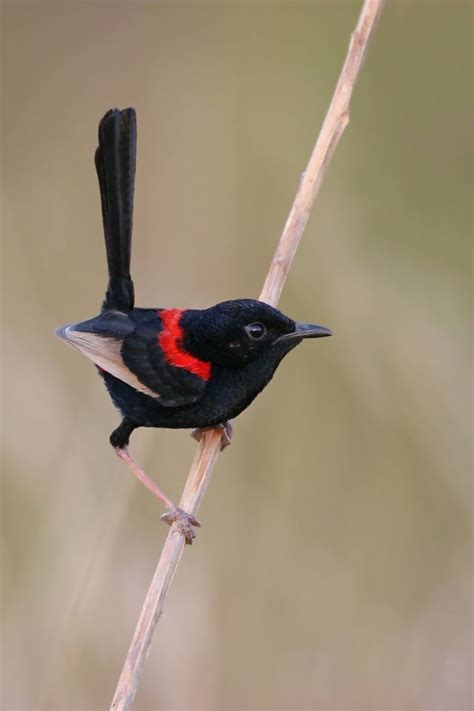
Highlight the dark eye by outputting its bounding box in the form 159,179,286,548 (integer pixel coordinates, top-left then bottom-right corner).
245,323,266,340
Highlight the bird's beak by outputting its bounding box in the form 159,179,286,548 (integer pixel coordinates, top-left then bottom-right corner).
274,322,332,344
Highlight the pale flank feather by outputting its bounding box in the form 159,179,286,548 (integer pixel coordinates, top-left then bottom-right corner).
57,325,159,398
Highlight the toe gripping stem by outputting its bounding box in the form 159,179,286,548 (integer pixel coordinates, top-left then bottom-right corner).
191,420,233,450
160,507,201,545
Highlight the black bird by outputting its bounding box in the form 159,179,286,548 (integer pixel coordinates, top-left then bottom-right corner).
57,108,331,542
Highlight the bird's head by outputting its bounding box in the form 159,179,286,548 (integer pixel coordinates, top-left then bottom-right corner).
180,299,331,368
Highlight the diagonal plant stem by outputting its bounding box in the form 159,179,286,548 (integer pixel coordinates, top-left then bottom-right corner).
110,1,386,708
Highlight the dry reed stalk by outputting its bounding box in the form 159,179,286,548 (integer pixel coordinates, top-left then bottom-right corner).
110,1,386,708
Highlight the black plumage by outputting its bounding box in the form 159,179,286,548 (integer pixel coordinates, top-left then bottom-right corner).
57,108,331,542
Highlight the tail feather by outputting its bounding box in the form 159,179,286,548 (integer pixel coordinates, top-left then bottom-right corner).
96,108,137,312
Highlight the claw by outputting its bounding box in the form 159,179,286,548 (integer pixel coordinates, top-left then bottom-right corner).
160,506,201,545
191,421,233,450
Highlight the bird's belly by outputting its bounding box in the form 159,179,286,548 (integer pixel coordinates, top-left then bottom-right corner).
102,363,275,429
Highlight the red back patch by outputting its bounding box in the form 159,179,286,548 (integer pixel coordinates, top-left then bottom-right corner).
159,309,211,381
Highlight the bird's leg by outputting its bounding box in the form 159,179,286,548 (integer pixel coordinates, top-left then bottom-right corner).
191,420,233,450
111,421,200,544
114,447,201,544
114,446,175,509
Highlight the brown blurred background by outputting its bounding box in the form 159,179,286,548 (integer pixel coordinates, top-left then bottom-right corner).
2,2,472,710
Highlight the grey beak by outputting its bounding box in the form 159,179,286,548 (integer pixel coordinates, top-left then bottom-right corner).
275,322,332,344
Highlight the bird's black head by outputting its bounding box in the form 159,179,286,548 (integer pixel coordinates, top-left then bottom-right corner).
181,299,331,368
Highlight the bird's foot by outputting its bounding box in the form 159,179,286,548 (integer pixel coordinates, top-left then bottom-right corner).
191,420,233,450
160,506,201,545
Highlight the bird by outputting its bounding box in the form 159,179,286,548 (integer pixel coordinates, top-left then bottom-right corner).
56,107,332,543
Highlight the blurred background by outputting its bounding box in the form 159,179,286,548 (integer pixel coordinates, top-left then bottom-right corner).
2,2,472,710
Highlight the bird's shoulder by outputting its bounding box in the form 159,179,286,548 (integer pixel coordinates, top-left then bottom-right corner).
117,308,212,407
64,308,211,407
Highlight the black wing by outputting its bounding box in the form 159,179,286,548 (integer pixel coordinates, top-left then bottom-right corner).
57,310,208,407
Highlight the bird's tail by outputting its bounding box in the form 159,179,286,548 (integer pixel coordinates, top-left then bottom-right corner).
95,108,136,312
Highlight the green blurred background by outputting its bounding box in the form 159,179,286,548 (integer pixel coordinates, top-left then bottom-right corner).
2,2,472,709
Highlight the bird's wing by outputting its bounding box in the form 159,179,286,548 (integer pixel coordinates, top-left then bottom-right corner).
121,317,210,406
57,311,209,407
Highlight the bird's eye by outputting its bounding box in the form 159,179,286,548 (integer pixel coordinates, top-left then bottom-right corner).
245,323,266,340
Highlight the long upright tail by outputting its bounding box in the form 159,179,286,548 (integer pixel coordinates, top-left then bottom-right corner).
95,108,137,312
